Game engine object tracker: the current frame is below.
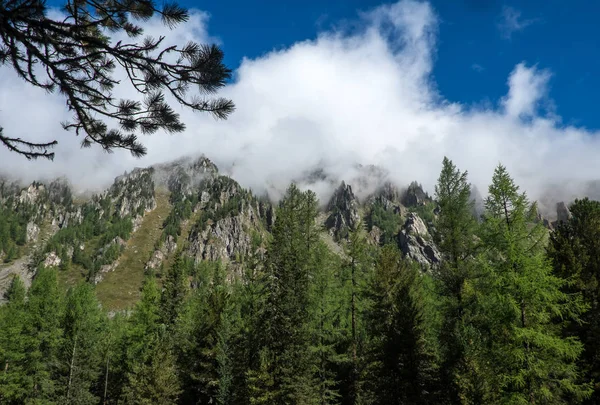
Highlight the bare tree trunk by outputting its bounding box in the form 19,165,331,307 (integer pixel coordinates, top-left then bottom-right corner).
351,258,358,404
103,354,110,405
66,334,78,402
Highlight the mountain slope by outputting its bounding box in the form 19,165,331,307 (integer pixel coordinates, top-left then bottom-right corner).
95,191,171,311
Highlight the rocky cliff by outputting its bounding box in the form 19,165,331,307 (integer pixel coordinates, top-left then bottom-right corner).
0,155,581,306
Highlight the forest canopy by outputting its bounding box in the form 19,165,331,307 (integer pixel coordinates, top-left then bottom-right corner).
1,158,599,404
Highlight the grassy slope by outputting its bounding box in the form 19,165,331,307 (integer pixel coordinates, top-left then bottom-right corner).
96,191,171,311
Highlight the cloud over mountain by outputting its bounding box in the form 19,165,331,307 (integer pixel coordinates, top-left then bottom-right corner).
1,0,599,207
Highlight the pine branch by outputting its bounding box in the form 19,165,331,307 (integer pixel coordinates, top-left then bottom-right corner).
0,127,57,160
0,0,235,160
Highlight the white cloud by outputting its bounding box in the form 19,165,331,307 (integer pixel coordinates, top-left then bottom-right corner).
497,6,540,40
0,0,599,211
502,63,552,118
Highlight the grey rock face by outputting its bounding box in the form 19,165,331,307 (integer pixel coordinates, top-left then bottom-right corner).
26,222,40,243
398,213,441,267
402,181,431,207
94,261,119,285
185,174,268,266
145,250,166,272
164,235,177,255
188,215,253,262
556,202,572,224
154,155,219,196
366,182,406,216
325,181,360,239
368,225,383,246
43,252,61,268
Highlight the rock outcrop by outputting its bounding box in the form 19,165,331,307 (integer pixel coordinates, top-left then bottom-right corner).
555,202,572,225
110,168,156,218
402,181,431,207
325,181,360,239
185,174,269,268
26,222,40,243
398,213,441,267
43,252,61,268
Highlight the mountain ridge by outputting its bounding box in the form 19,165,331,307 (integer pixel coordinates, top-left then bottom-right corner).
0,154,580,308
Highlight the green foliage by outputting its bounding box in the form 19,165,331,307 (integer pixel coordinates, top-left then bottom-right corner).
0,203,31,261
364,244,441,404
1,173,598,405
42,198,132,280
160,191,198,243
433,157,491,404
410,201,437,225
368,200,400,245
480,165,592,403
160,252,189,328
548,198,600,403
251,183,321,404
57,283,107,404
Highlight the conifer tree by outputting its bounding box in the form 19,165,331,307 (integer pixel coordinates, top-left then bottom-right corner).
434,157,490,403
341,221,372,404
251,183,320,404
122,275,181,403
309,240,345,405
0,0,235,160
160,251,189,328
121,340,182,405
178,261,235,404
548,198,600,403
0,276,28,404
23,267,64,403
101,313,129,405
58,283,107,404
364,244,440,404
481,164,591,403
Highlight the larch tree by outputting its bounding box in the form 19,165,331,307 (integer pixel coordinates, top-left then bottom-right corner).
0,0,234,159
481,164,591,403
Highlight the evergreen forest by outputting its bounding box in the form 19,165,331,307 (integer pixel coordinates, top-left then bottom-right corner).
2,157,600,405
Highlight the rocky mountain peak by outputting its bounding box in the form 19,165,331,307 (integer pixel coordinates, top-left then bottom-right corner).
550,201,572,229
398,212,441,268
402,181,431,207
325,181,360,240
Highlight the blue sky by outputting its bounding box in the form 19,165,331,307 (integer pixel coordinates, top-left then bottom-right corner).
197,0,599,129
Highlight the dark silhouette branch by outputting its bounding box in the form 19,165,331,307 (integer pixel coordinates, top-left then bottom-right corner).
0,0,235,160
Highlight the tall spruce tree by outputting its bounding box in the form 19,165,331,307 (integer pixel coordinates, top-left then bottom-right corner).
160,251,189,328
21,267,64,403
122,275,181,403
308,240,345,405
0,276,28,404
548,198,600,403
178,261,236,404
364,244,440,404
58,283,107,404
434,157,491,404
341,221,372,405
250,183,320,404
481,164,591,403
